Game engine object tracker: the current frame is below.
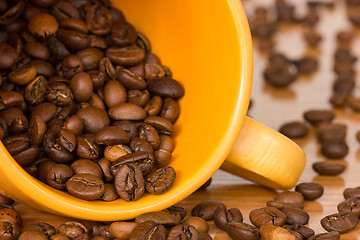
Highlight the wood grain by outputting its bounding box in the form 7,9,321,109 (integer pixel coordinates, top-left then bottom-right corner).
14,0,360,239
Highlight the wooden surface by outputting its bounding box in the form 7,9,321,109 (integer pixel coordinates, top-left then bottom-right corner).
15,0,360,239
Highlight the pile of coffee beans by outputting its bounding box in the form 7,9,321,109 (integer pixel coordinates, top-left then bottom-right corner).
0,0,184,202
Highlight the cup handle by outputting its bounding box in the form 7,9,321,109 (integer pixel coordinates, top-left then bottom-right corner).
220,116,306,190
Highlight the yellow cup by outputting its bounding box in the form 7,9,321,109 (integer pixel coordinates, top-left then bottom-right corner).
0,0,305,221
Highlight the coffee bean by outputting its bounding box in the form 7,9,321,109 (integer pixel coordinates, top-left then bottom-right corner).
273,191,304,209
295,182,324,201
147,77,184,99
66,173,105,200
144,63,165,81
9,65,37,85
144,116,174,135
86,5,112,36
46,164,73,190
95,126,130,145
109,22,137,47
25,76,48,105
343,186,360,199
337,197,360,216
321,140,348,159
104,144,131,162
0,42,18,69
138,123,160,150
128,221,167,240
260,224,302,240
24,222,56,238
103,80,127,108
19,230,48,240
281,207,309,225
56,29,90,51
0,221,21,239
191,200,226,221
0,207,22,226
0,91,24,110
308,231,340,240
50,234,70,240
24,42,50,60
114,164,144,201
160,97,180,123
61,55,83,79
225,222,260,240
303,110,335,126
57,221,87,239
320,212,358,233
249,207,286,228
31,102,57,122
316,123,346,142
167,224,199,240
111,151,154,176
98,158,114,182
99,57,116,80
63,115,83,136
284,224,315,239
312,162,346,176
263,64,297,87
101,183,119,202
44,129,74,163
76,47,103,71
38,159,56,183
145,166,176,195
109,222,138,239
115,65,147,90
76,134,101,160
145,96,163,116
163,205,187,221
293,56,319,74
46,81,73,106
91,223,111,238
51,1,80,21
108,103,147,121
106,45,145,66
130,137,153,154
135,211,181,226
77,106,110,134
58,129,76,152
128,89,150,107
213,206,243,231
279,121,309,138
181,216,209,233
70,159,102,179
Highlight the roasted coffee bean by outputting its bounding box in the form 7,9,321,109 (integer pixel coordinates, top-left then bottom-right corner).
30,59,54,77
321,140,348,159
76,134,101,160
31,102,57,122
144,63,165,81
0,207,22,226
95,126,130,145
91,223,111,238
89,93,106,110
191,200,226,221
138,123,160,150
128,221,167,240
2,133,29,155
154,149,172,168
64,115,83,136
89,35,108,49
43,129,74,163
46,81,73,106
293,57,318,74
47,36,70,61
86,5,112,36
58,221,87,239
0,91,24,110
24,222,56,237
109,222,138,239
98,158,114,182
47,118,64,132
61,55,83,79
284,224,315,239
344,186,360,199
260,224,302,240
56,29,90,51
18,230,48,240
263,64,297,87
59,18,88,34
160,97,180,123
303,110,335,126
116,65,147,90
103,80,127,108
9,113,28,134
50,234,70,240
13,145,39,167
76,48,103,71
333,78,355,93
295,182,324,201
145,96,163,116
136,211,181,226
320,212,358,233
38,159,57,183
213,206,243,231
182,217,209,233
308,231,340,240
112,120,138,139
114,164,144,201
111,151,154,176
163,205,187,221
130,137,153,154
316,123,346,142
167,224,199,240
77,106,110,134
25,76,48,105
281,207,309,225
9,65,37,85
225,222,260,240
144,116,174,135
279,121,309,138
145,166,176,195
24,42,50,60
147,77,184,99
99,57,116,80
66,173,105,200
28,13,58,38
58,129,76,152
70,159,102,179
46,164,73,190
101,183,119,201
106,45,145,66
108,103,147,121
0,221,21,240
249,207,287,228
304,29,322,47
337,197,360,216
109,22,137,47
312,162,346,176
128,89,150,107
104,144,131,162
69,72,93,102
274,191,304,209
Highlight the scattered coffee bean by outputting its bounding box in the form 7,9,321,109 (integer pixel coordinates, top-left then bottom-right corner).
295,182,324,201
191,200,226,221
279,121,309,138
249,207,286,228
312,162,346,176
320,212,358,233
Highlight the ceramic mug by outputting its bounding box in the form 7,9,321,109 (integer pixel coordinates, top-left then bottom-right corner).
0,0,306,221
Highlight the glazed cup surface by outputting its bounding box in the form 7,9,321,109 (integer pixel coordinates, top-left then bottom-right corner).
0,0,252,221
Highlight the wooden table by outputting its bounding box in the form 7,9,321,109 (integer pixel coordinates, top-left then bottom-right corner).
15,0,360,239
